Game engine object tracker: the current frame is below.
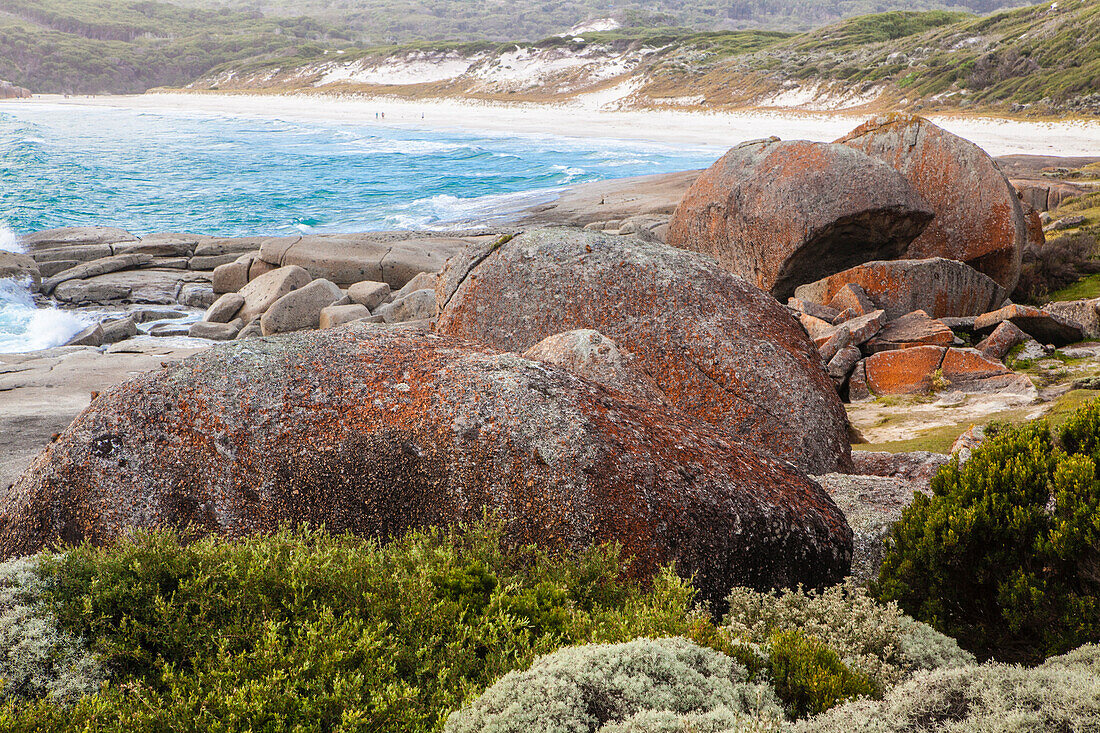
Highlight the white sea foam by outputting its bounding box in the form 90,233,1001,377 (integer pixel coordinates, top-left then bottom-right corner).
0,223,91,353
0,224,23,253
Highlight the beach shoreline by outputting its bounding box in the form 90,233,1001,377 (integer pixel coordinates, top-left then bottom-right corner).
9,92,1100,157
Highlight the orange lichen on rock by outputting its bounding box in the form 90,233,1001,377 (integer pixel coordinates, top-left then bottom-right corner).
435,228,853,475
795,258,1006,320
863,346,947,395
837,115,1026,293
0,324,852,607
667,138,932,299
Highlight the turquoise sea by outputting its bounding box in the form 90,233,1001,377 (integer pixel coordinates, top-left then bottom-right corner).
0,103,724,351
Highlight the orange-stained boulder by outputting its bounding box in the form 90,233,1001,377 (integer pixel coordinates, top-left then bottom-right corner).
0,324,853,607
794,258,1006,320
864,346,947,395
837,115,1026,292
863,345,1035,396
864,310,955,353
436,228,853,475
667,138,933,299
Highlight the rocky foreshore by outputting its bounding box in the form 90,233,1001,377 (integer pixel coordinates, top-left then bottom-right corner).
3,114,1100,586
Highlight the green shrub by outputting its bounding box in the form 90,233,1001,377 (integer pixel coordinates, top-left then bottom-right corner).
443,637,784,733
792,643,1100,732
0,558,104,703
723,580,972,692
877,412,1100,662
766,630,876,719
2,520,734,731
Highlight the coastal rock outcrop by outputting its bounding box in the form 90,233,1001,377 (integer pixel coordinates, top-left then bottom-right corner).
435,228,852,475
837,115,1027,292
666,138,933,299
0,324,853,606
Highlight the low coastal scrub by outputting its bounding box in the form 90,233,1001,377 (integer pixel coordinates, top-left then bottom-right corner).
443,637,784,732
1014,230,1100,304
877,403,1100,663
723,580,973,693
0,521,742,731
793,643,1100,732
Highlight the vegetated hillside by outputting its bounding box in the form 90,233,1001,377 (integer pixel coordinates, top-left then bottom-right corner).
0,0,347,93
168,0,1045,42
190,2,1100,116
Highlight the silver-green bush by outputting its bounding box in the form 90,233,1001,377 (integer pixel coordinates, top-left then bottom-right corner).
0,557,104,702
794,643,1100,732
723,580,973,692
443,637,784,733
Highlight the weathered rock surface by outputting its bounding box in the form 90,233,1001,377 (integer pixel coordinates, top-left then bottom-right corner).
837,115,1027,292
189,320,242,340
974,304,1084,346
0,344,206,490
435,228,852,475
864,310,955,353
850,450,951,489
319,304,372,330
258,233,478,289
348,280,392,310
100,317,137,345
810,310,887,349
212,260,250,294
794,258,1007,320
667,138,932,298
863,346,1035,396
260,278,343,335
522,329,667,405
0,325,853,606
177,283,216,309
237,265,312,324
375,288,436,324
976,320,1029,361
0,252,40,291
30,245,113,265
64,324,103,348
41,254,154,294
1044,299,1100,340
20,227,137,251
205,293,245,324
53,280,132,304
815,472,921,583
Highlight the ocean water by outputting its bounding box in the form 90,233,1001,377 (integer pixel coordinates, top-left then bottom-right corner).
0,103,724,352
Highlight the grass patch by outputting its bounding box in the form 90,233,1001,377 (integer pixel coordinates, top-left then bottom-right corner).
1047,272,1100,302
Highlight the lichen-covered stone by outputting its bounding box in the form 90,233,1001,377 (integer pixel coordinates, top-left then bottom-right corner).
973,304,1083,346
837,115,1026,292
794,258,1006,321
0,325,853,606
667,139,932,299
435,228,852,475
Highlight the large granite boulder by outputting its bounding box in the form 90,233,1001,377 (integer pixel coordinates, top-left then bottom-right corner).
794,258,1007,320
435,228,852,475
837,115,1027,293
0,325,853,607
667,139,933,299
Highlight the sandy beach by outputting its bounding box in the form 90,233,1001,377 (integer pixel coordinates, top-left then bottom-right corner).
10,92,1100,157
